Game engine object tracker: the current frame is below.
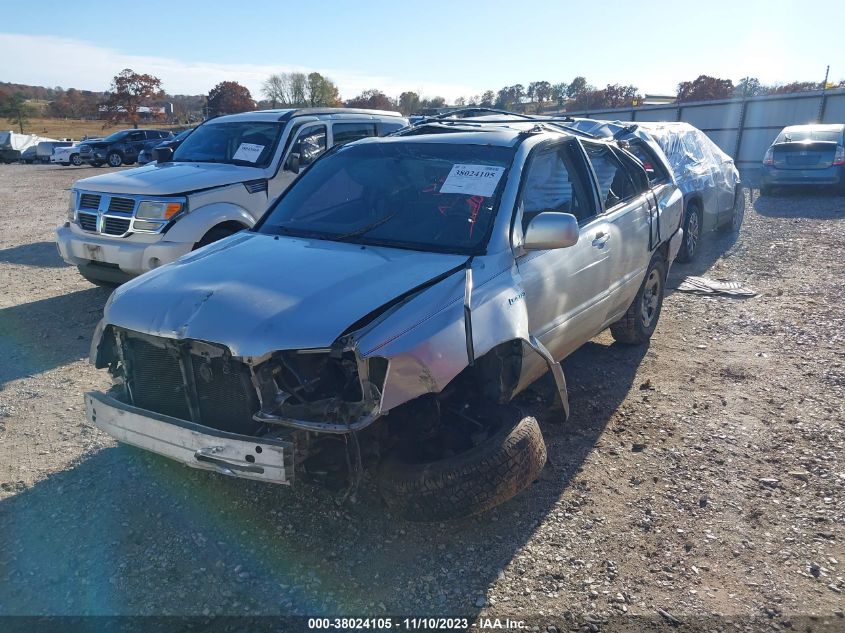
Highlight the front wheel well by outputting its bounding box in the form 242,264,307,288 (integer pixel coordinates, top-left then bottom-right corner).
194,221,249,249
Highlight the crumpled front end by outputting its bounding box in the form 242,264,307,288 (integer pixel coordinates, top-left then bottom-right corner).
91,324,390,438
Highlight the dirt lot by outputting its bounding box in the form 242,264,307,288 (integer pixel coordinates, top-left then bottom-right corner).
0,164,843,629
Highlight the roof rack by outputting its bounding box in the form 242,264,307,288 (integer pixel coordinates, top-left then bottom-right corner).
278,107,404,121
419,117,598,139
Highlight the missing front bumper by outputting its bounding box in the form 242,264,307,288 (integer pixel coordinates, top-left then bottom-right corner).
85,391,294,484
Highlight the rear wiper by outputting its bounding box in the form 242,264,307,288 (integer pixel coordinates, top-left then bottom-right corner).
333,213,398,242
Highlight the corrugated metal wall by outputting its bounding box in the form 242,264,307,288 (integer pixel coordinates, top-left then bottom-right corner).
561,88,845,174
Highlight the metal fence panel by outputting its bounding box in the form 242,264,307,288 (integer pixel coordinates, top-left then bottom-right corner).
560,88,845,174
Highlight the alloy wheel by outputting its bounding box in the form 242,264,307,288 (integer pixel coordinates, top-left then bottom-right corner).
640,268,661,328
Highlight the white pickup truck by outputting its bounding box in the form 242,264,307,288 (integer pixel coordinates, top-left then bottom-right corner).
56,108,408,286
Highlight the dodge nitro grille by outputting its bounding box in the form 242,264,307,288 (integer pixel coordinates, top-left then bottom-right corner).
108,197,135,213
79,194,101,210
78,212,98,232
121,331,261,435
102,217,131,236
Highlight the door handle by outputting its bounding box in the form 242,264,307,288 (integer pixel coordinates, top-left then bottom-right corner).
592,231,610,247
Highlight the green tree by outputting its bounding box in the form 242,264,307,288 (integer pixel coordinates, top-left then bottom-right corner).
734,77,763,98
306,72,341,106
567,76,589,99
398,91,421,115
1,93,33,133
551,82,568,108
105,68,164,128
479,90,495,107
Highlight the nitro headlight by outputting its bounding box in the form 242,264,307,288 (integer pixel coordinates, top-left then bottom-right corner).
136,200,184,220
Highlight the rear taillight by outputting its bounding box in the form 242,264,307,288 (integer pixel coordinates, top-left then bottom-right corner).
834,145,845,166
763,147,774,166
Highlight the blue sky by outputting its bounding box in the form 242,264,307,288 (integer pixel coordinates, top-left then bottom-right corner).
1,0,840,101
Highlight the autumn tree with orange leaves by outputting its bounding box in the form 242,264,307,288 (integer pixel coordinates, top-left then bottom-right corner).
105,68,164,128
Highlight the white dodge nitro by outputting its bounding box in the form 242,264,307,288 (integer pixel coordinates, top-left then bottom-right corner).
56,108,408,286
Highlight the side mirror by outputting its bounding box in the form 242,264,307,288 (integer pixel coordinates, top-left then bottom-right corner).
153,147,173,163
285,152,300,174
523,212,580,250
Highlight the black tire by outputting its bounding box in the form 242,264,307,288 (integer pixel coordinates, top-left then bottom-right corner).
610,256,666,345
193,225,243,250
717,187,744,233
71,153,83,166
378,408,547,522
107,152,123,167
77,266,120,289
676,201,701,263
760,184,773,196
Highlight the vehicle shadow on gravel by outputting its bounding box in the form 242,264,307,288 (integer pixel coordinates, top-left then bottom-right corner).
0,338,646,616
753,188,845,219
0,288,108,387
0,241,68,268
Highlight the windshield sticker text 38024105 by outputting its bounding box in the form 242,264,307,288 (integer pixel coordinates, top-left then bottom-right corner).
440,164,505,197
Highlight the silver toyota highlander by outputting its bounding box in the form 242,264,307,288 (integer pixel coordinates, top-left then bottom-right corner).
86,117,684,520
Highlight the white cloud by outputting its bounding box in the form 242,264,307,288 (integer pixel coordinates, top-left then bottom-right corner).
0,33,481,101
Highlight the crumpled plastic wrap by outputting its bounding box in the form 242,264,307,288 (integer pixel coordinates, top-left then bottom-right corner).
567,119,740,204
637,121,740,200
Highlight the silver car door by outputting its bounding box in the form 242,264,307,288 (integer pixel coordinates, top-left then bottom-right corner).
515,139,613,362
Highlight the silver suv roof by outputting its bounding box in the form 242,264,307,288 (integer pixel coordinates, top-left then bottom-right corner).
208,108,405,124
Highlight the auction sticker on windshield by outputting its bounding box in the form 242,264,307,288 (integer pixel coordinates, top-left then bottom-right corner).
232,143,265,163
440,164,505,197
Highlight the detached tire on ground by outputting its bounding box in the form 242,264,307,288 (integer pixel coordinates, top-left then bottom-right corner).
610,256,666,345
378,409,547,522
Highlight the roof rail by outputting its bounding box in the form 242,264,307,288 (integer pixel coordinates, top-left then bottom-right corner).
419,117,598,139
279,107,404,121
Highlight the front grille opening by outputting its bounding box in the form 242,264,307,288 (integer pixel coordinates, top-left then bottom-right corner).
120,331,261,435
102,217,131,236
78,212,98,232
108,197,135,213
79,194,101,210
125,337,191,422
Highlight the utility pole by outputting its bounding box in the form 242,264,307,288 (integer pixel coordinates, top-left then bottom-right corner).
817,65,830,123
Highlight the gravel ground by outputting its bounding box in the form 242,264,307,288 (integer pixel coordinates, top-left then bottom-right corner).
0,164,843,629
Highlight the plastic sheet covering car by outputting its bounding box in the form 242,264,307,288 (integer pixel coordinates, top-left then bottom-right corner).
0,130,58,162
568,119,742,262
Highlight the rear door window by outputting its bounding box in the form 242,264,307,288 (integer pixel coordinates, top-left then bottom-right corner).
332,122,377,145
581,142,638,210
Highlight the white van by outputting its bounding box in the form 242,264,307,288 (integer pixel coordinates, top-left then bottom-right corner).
56,108,408,285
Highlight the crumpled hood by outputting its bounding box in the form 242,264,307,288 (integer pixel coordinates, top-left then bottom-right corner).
75,161,265,195
104,233,466,357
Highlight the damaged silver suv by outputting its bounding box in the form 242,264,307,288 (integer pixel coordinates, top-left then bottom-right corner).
86,117,684,520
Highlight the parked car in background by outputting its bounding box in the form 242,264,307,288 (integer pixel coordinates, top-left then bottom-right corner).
84,117,683,520
57,108,409,286
137,127,194,166
761,124,845,194
36,141,73,164
20,145,37,164
78,129,174,167
51,143,84,166
570,120,741,263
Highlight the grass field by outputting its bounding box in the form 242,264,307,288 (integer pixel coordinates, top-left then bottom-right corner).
5,117,182,140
